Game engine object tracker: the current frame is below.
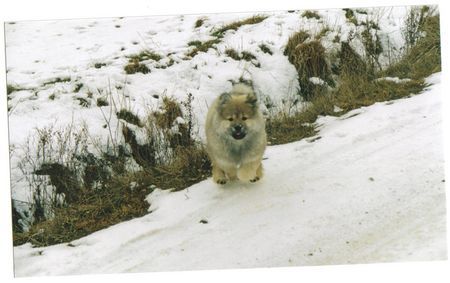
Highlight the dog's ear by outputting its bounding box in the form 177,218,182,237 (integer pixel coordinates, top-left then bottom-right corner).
219,92,231,105
246,92,258,108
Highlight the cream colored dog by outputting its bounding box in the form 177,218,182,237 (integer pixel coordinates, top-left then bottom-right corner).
205,83,267,184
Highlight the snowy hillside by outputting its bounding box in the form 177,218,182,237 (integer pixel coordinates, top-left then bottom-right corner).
13,73,446,276
5,6,446,276
5,7,407,203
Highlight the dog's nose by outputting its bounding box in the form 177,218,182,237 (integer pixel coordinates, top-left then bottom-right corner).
234,124,243,131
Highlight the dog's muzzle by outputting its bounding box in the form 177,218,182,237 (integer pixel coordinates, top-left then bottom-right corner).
231,124,246,140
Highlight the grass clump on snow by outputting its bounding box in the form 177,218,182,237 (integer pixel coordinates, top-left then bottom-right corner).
116,109,142,127
128,50,162,62
94,62,107,69
96,97,109,107
42,77,71,86
211,15,268,37
241,51,257,61
7,84,27,95
225,48,241,60
194,17,207,28
343,8,358,25
186,38,221,57
224,49,260,67
124,60,150,74
124,50,162,74
301,10,321,20
259,43,273,55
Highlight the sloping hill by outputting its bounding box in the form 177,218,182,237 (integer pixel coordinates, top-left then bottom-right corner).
13,74,446,276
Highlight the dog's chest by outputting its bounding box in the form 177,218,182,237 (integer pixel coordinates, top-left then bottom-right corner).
223,137,254,163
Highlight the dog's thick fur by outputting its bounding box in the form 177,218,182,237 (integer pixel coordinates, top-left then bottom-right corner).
205,83,267,184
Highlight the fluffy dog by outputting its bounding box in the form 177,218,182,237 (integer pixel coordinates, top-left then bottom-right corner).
205,83,267,184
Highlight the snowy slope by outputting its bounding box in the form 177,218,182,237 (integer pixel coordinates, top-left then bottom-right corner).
13,73,446,276
5,7,408,203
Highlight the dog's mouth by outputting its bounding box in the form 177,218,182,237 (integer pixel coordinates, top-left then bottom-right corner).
232,131,246,140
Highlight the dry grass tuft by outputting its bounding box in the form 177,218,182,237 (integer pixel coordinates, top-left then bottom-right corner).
301,10,321,20
288,40,334,100
211,15,268,37
186,39,221,57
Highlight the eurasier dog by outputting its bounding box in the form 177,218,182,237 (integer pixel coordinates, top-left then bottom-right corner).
205,83,266,184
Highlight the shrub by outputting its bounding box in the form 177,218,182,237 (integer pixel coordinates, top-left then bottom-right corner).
12,201,25,233
13,93,209,246
284,30,310,61
14,171,151,246
16,124,90,228
287,40,334,100
402,6,432,50
277,6,438,146
142,145,211,192
338,42,368,78
153,96,195,148
384,12,440,79
360,19,383,72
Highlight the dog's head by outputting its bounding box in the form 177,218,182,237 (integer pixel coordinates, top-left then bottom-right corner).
217,83,259,140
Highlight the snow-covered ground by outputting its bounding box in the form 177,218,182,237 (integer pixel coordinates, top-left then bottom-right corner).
5,7,407,202
13,73,446,276
5,6,446,276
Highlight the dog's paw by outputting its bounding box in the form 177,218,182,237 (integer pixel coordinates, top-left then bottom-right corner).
249,176,260,183
216,179,227,185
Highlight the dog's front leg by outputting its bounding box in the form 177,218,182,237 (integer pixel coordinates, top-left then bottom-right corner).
237,161,263,182
212,163,228,184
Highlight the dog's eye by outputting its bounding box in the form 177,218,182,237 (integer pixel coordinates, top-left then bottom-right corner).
242,116,247,121
228,117,234,121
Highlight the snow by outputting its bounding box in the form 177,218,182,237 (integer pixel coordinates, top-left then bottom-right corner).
376,77,412,83
13,73,446,276
5,5,446,276
5,7,412,205
309,77,327,85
